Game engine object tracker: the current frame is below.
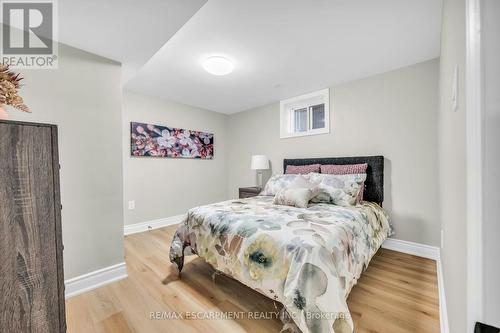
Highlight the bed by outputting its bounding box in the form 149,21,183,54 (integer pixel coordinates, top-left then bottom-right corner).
169,156,392,333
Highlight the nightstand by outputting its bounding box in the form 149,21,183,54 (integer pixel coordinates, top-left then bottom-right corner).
239,186,262,198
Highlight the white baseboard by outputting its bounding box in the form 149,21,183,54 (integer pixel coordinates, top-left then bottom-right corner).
65,262,127,299
124,214,185,236
382,237,440,260
437,251,450,333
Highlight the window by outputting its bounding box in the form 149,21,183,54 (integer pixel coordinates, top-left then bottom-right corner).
311,104,325,129
293,108,308,132
280,88,329,138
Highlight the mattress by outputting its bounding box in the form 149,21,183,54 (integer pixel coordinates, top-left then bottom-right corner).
169,196,391,333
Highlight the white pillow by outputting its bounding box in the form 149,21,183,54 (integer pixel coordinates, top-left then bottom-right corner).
308,173,367,206
260,174,300,196
289,174,320,189
261,173,320,196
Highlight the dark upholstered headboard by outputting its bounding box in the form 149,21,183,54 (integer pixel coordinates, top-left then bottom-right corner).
283,156,384,205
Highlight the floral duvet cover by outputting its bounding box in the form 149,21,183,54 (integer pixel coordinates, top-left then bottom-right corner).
169,196,391,333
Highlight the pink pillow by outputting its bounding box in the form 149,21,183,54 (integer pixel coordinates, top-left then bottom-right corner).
356,183,366,204
285,164,321,174
320,163,368,175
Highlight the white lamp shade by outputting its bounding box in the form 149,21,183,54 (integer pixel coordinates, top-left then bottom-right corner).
251,155,269,170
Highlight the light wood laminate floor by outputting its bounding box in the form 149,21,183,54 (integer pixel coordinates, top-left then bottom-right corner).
66,226,440,333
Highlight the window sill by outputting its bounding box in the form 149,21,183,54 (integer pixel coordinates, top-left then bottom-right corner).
280,128,330,139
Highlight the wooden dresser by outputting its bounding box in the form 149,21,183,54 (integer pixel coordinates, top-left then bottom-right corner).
0,120,66,332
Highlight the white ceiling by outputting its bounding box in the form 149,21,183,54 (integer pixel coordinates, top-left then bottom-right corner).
6,0,441,113
124,0,442,114
58,0,207,82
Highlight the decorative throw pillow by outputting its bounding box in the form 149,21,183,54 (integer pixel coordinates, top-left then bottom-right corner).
308,173,367,206
260,174,300,196
320,163,368,203
273,187,320,208
285,164,321,174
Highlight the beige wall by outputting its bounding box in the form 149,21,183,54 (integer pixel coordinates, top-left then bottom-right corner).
122,92,228,225
8,44,124,280
227,59,441,246
438,0,467,331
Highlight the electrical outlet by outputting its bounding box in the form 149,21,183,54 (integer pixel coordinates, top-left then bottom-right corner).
128,201,135,210
441,229,444,249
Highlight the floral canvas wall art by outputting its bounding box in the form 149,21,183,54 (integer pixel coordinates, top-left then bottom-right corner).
130,122,214,159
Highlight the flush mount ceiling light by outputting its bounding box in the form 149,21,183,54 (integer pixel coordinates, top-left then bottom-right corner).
202,56,234,76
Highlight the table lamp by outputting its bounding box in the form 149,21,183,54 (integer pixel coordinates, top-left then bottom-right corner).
250,155,269,188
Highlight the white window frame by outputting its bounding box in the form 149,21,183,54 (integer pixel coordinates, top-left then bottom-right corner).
291,106,308,133
280,88,330,138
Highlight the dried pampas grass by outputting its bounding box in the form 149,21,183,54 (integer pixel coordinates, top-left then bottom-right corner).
0,64,29,113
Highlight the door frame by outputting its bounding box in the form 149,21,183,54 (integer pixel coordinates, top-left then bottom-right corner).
466,0,484,330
